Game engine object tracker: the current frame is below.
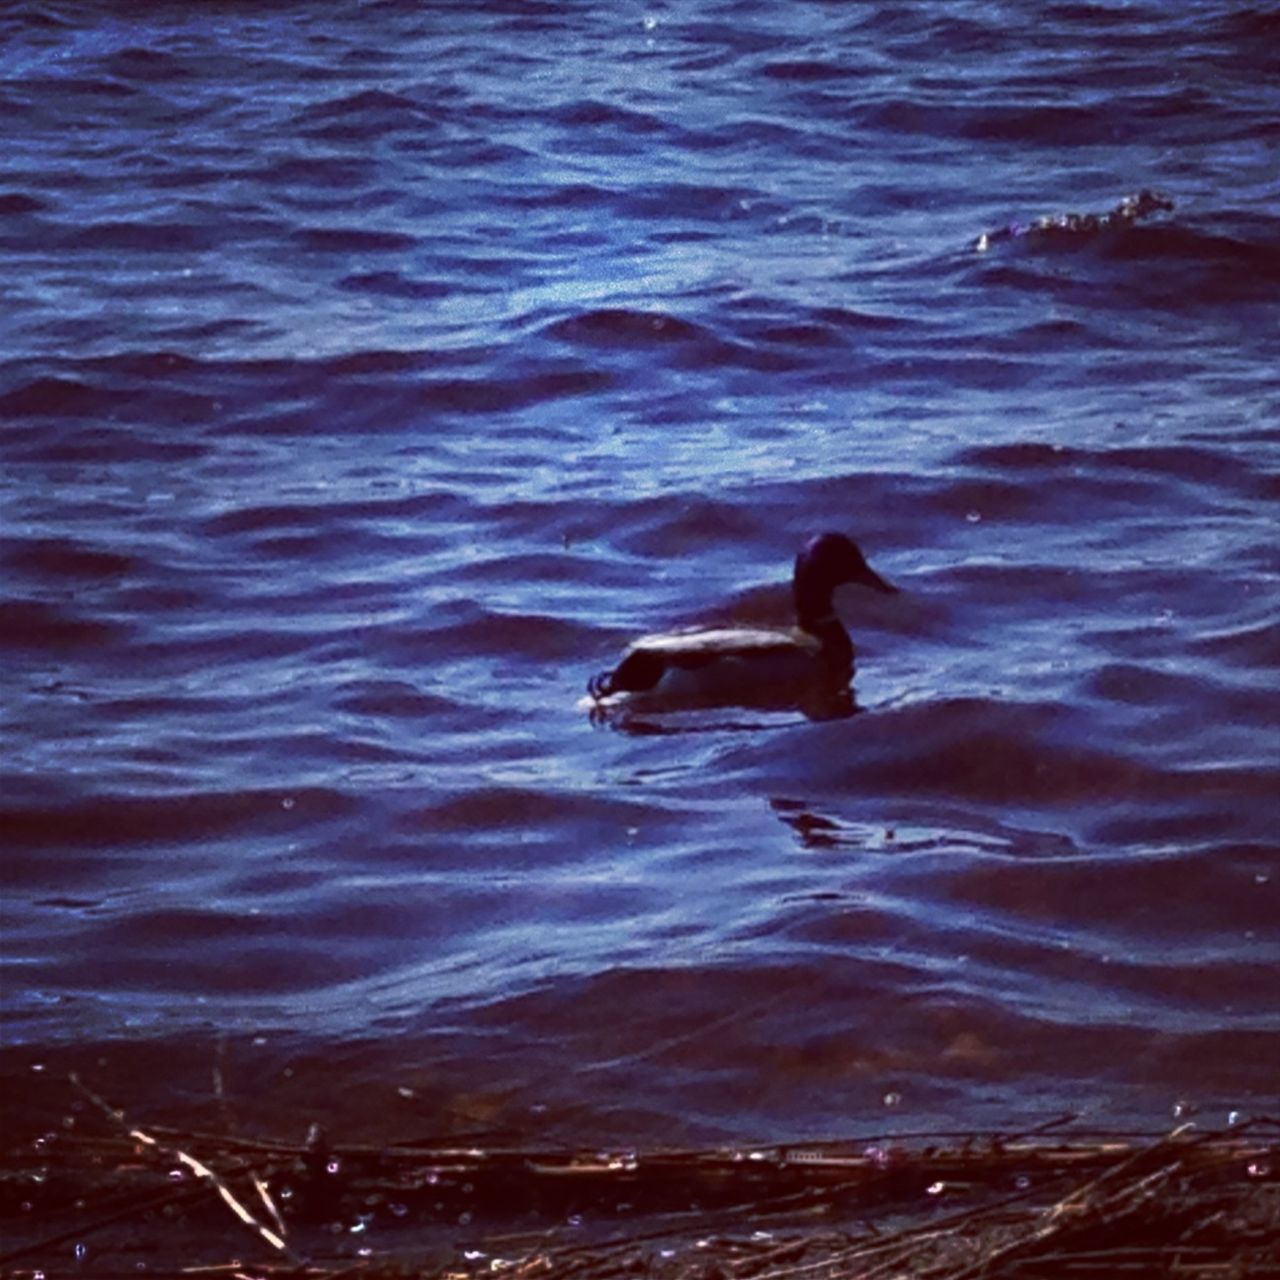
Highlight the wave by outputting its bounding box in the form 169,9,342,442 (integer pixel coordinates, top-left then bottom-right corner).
0,787,359,856
3,0,1277,1139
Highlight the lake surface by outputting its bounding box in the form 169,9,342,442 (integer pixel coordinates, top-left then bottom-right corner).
2,0,1278,1148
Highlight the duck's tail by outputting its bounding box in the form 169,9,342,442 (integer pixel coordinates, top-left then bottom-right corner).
589,649,666,700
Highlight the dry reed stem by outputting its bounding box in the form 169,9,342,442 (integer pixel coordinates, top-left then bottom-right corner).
67,1072,299,1261
4,1081,1276,1280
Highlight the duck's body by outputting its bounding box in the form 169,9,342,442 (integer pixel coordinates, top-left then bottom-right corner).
588,532,896,711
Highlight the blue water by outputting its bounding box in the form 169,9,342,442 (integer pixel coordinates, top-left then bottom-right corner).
2,1,1278,1146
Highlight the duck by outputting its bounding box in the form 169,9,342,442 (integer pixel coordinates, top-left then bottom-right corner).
587,531,897,710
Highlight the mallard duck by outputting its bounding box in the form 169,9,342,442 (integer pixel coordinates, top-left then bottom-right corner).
587,532,896,709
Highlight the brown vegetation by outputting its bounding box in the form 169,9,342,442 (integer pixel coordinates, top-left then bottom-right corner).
1,1077,1276,1278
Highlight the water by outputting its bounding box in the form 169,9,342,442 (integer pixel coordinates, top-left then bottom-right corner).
2,1,1278,1147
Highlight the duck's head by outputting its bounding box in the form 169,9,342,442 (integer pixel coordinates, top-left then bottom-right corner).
794,531,897,619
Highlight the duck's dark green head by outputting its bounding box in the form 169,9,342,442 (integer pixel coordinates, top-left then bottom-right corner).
794,531,896,621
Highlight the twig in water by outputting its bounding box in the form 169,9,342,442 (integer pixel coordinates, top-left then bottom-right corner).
68,1071,300,1262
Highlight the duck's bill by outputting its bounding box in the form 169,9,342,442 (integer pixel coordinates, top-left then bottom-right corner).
856,564,898,594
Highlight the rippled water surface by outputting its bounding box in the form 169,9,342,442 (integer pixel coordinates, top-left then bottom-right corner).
2,0,1278,1145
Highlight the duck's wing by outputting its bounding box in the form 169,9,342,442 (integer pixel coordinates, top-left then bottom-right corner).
632,626,818,664
590,626,818,700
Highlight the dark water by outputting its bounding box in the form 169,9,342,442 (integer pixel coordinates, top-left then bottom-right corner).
2,0,1278,1151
